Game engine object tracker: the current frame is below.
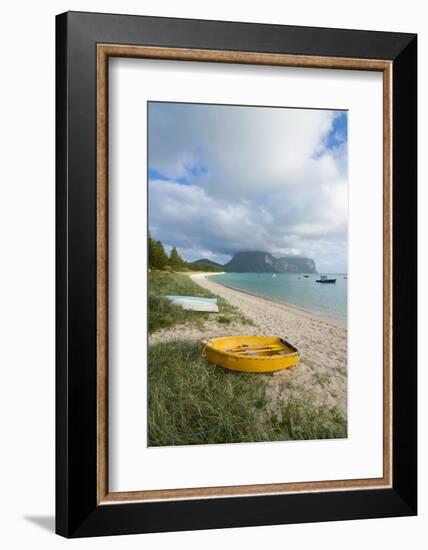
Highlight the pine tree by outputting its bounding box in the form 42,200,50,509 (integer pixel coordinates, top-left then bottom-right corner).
148,232,156,269
149,233,168,269
169,246,183,271
155,240,169,269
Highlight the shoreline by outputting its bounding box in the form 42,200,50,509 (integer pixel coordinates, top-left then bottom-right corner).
188,272,347,414
149,270,348,415
195,272,346,330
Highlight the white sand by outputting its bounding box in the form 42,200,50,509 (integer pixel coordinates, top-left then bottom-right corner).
151,273,347,414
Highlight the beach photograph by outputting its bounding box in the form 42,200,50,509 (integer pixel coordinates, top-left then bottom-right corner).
147,101,348,447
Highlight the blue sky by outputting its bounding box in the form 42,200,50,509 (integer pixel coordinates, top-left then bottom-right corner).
148,102,348,272
325,112,347,150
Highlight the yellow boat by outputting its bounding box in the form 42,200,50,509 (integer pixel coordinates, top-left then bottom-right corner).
202,335,300,373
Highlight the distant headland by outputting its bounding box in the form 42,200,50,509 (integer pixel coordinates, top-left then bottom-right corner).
149,233,317,274
195,251,317,274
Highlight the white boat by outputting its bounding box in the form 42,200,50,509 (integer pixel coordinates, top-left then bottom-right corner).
166,295,219,312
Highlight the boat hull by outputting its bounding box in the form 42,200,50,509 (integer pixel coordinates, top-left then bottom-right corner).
166,295,219,312
203,336,300,373
316,279,336,283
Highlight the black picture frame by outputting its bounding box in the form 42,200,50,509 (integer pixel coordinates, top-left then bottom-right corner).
56,11,417,538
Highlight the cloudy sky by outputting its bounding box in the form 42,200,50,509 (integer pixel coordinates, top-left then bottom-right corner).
148,102,348,272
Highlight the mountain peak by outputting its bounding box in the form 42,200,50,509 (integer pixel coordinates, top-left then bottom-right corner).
223,251,317,273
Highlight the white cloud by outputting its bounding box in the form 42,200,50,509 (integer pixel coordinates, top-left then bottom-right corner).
148,103,348,272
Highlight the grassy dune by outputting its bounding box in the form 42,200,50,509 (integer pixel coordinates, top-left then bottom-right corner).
148,340,347,446
148,271,251,333
147,271,346,446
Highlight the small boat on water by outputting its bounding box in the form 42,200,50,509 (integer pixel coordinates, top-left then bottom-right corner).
316,275,336,284
303,275,309,278
203,335,300,373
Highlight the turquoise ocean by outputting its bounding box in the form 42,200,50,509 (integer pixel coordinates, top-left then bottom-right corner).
210,272,347,326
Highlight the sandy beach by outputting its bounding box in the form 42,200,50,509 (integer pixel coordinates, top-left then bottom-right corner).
150,272,347,416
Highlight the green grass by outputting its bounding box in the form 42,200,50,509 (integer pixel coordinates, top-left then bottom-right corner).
217,315,232,325
270,399,346,441
148,340,347,446
148,271,252,333
313,371,333,388
148,295,208,333
149,270,214,297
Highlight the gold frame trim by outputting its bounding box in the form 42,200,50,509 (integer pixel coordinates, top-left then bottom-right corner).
96,44,393,504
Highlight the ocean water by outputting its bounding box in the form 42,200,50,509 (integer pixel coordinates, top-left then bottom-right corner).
211,272,347,325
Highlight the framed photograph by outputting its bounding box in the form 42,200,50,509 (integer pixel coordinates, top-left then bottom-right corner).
56,11,417,537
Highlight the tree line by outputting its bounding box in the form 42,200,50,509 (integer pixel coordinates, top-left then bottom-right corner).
148,233,222,272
